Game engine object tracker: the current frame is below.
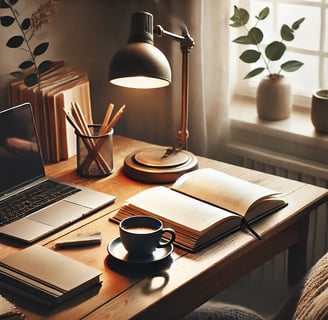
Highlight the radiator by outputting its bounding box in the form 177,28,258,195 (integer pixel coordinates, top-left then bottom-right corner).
214,145,328,314
225,144,328,285
228,145,328,264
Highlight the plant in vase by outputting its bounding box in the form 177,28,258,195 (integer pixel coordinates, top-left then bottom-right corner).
230,5,305,120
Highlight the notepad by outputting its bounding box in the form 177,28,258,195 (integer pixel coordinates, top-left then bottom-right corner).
0,245,102,306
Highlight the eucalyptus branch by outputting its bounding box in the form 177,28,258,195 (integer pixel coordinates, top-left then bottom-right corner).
242,24,272,76
230,5,305,79
0,0,59,86
6,1,40,83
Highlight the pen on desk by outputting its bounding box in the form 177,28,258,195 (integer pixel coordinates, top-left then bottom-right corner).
55,232,102,249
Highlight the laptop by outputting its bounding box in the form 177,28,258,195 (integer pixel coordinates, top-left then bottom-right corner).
0,103,116,243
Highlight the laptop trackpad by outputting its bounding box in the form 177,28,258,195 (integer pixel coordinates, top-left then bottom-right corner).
30,201,89,227
0,219,53,242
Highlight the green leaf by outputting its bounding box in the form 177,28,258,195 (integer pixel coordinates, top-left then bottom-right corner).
10,71,25,77
230,6,249,27
19,60,34,69
256,7,269,21
265,41,286,61
233,35,253,45
33,42,49,56
0,0,10,8
24,73,39,87
281,60,304,72
240,49,261,63
281,24,294,41
244,67,265,79
21,18,30,30
9,0,19,5
233,28,263,45
249,27,263,44
0,0,19,8
6,35,24,48
38,60,53,73
1,15,15,27
292,17,305,30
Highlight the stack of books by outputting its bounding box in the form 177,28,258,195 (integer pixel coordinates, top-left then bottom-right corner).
8,62,93,163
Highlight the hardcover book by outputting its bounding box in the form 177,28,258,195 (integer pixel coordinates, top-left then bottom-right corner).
0,245,102,306
112,168,287,251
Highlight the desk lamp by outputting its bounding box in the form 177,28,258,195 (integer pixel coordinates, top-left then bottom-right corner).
109,11,198,183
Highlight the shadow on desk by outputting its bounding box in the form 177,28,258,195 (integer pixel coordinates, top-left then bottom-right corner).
106,255,174,295
106,254,174,278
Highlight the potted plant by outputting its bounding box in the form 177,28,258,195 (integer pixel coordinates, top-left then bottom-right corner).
230,6,305,120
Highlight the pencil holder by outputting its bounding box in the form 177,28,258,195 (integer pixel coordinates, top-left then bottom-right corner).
76,125,114,178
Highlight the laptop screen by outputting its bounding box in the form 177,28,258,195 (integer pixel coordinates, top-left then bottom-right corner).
0,103,45,196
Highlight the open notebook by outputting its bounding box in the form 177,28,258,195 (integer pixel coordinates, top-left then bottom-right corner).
0,103,115,243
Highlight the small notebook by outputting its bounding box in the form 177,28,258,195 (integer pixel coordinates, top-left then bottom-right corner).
0,245,102,306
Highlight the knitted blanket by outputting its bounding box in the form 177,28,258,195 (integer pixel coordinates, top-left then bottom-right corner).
293,252,328,320
183,301,264,320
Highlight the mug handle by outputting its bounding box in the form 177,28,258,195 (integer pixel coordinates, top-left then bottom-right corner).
157,228,176,247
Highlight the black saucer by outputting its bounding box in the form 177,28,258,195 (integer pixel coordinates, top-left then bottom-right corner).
107,237,173,264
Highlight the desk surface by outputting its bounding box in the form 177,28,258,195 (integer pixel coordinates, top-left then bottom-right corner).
0,135,327,320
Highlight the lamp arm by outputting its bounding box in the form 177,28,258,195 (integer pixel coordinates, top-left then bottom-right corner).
153,24,194,51
154,24,194,151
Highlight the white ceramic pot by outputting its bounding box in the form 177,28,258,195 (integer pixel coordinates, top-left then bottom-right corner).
311,90,328,134
256,74,292,121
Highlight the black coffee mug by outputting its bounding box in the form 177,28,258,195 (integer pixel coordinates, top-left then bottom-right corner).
119,216,176,257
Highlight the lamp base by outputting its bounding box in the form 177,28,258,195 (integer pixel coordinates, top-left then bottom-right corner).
123,146,198,183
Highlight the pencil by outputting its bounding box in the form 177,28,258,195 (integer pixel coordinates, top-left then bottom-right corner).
63,109,82,135
99,103,114,135
67,105,110,174
105,104,126,133
81,104,126,171
71,102,91,136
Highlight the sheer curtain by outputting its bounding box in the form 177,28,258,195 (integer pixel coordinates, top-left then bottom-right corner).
182,0,230,158
105,0,230,160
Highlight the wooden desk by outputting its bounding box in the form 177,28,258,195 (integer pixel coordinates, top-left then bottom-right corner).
0,135,327,320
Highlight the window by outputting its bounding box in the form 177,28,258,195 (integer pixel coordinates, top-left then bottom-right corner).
231,0,328,108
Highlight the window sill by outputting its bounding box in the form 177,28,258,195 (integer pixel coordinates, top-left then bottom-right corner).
228,95,328,168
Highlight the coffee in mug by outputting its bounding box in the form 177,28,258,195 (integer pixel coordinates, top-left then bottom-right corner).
119,216,175,258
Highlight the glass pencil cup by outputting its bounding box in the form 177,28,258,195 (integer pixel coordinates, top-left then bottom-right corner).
76,125,114,178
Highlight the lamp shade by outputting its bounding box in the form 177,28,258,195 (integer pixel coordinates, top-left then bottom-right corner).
108,11,172,89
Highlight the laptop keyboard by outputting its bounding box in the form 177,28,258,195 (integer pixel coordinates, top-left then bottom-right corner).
0,180,80,227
